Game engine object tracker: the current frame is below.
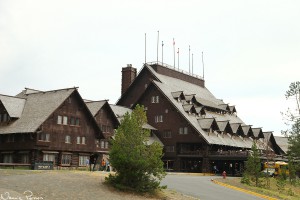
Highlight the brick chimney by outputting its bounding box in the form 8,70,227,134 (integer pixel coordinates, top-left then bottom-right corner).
121,64,137,95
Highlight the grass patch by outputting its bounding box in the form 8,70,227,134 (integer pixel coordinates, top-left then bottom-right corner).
217,177,300,200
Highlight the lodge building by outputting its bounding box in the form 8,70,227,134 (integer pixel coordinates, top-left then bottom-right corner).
0,62,287,173
0,88,104,168
117,62,284,173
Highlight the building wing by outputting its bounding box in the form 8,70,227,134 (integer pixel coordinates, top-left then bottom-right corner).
0,88,76,134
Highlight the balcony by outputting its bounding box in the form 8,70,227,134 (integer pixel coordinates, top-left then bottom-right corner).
209,150,249,158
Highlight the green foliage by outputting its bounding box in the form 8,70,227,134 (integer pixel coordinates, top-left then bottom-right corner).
276,176,286,192
106,105,166,193
282,82,300,177
243,141,262,187
241,174,250,185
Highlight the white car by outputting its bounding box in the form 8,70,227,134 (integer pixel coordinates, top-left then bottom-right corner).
262,168,275,177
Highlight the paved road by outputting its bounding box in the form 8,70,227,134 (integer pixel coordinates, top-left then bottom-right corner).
161,174,264,200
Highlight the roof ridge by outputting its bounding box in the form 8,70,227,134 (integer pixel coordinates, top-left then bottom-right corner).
0,94,26,99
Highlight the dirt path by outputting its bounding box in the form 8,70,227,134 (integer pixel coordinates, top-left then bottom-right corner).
0,170,194,200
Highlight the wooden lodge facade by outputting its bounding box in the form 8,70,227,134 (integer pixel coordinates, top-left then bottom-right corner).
117,63,284,173
0,88,104,169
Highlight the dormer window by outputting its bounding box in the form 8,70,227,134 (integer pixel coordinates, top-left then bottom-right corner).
151,96,159,103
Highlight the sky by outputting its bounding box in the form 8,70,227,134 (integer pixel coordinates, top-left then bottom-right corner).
0,0,299,135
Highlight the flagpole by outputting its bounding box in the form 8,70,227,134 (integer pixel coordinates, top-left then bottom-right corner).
177,48,179,70
173,38,175,69
162,41,164,66
189,45,191,74
157,31,159,64
145,33,146,63
202,51,205,79
192,53,194,75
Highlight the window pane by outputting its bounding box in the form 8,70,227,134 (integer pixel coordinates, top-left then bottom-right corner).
57,116,62,124
82,137,86,144
76,118,80,126
63,116,68,125
77,136,80,144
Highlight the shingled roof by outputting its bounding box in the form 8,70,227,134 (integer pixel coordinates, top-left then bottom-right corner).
141,64,267,148
85,100,107,116
0,95,26,118
0,88,76,134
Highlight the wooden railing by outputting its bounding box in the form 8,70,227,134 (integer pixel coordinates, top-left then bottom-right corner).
209,150,249,157
0,163,31,169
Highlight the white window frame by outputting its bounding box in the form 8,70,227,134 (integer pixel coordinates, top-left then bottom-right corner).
61,154,72,165
65,135,71,143
105,141,109,149
57,115,62,124
184,127,188,134
100,140,105,148
82,137,86,144
43,154,55,162
63,116,68,125
151,96,156,103
77,136,81,144
79,155,89,166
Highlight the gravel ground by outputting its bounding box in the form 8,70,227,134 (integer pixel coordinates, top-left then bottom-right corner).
0,170,196,200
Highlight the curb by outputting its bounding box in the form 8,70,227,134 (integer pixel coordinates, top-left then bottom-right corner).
212,179,278,200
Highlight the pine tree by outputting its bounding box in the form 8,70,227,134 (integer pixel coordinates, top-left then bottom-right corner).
244,141,261,187
106,105,165,192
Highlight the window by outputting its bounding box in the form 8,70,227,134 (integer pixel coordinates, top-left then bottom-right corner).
184,127,188,134
151,96,159,103
79,155,89,166
65,135,71,143
0,114,2,122
77,136,81,144
70,117,75,125
105,141,109,149
100,140,105,148
3,154,13,163
155,115,163,123
63,116,68,125
163,131,172,138
101,125,107,132
179,127,183,134
82,137,86,144
179,127,188,134
75,118,80,126
57,115,62,124
156,96,159,103
3,113,7,122
43,154,55,162
21,154,29,163
165,146,175,152
61,154,72,165
165,109,168,113
38,133,50,142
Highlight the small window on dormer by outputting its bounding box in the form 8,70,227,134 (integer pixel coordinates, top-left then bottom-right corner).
3,113,7,122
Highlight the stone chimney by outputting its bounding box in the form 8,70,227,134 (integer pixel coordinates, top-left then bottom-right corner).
121,64,137,95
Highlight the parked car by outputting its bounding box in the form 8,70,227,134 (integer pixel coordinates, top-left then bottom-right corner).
262,168,275,177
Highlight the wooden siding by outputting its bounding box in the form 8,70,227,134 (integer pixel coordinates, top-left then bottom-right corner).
118,67,157,107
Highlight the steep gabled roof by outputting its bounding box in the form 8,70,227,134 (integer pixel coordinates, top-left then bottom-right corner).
216,121,232,132
252,128,264,139
85,100,107,117
0,88,77,134
274,136,289,154
110,104,156,130
0,95,26,118
198,118,217,130
119,63,268,149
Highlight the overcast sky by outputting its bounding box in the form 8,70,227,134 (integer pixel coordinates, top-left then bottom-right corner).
1,0,299,135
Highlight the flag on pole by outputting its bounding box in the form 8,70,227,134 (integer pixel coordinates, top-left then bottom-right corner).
173,38,175,68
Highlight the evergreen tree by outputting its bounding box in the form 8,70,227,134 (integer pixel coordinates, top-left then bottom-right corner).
244,141,261,187
282,81,300,174
106,105,165,192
